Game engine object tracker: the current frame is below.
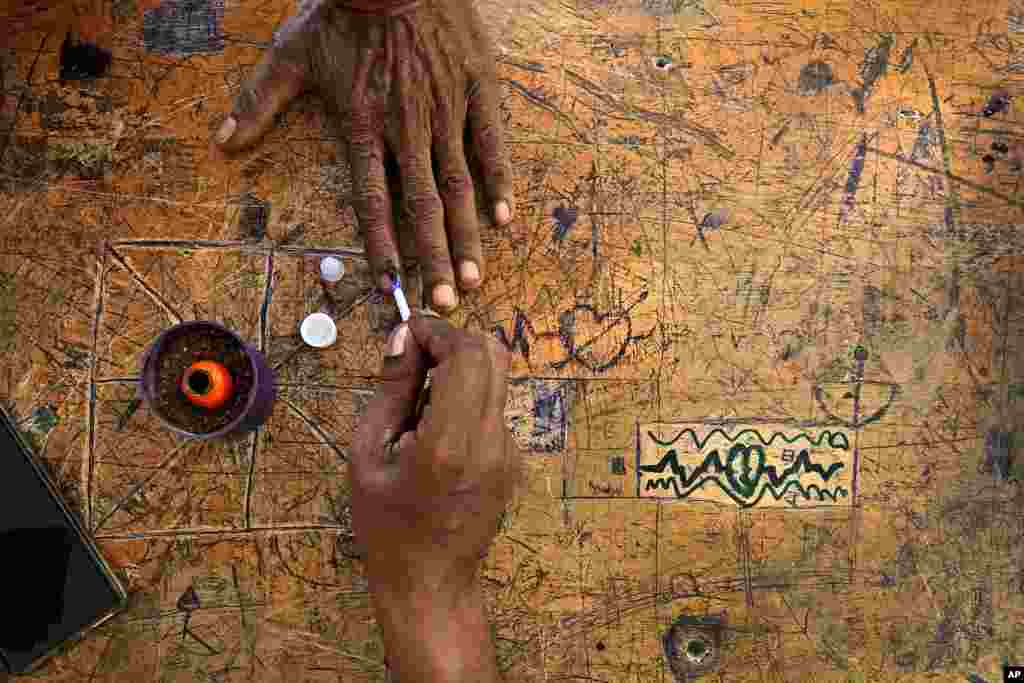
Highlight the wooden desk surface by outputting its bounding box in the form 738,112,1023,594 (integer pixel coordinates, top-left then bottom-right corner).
2,0,1024,680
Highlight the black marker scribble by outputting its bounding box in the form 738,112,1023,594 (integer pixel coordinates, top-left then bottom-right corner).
493,293,654,373
852,34,893,114
550,291,654,372
838,134,868,225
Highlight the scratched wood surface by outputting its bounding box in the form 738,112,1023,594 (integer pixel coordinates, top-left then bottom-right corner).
3,0,1024,680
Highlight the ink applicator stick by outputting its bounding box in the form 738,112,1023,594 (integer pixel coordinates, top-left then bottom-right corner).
391,274,411,322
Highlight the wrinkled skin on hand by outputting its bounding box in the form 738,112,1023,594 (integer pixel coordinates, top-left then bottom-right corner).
349,314,523,600
215,0,515,312
1,0,74,37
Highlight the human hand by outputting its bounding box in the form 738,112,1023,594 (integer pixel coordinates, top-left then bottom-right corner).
213,0,515,312
1,0,68,35
348,313,522,602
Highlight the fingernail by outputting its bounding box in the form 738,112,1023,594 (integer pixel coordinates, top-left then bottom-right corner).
433,284,457,309
495,200,512,225
216,116,237,145
416,308,441,318
384,323,408,357
459,260,480,285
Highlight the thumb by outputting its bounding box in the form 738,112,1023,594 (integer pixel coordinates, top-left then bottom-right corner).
213,46,307,154
351,323,429,475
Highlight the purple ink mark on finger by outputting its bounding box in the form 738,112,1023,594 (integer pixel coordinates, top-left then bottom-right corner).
239,193,270,241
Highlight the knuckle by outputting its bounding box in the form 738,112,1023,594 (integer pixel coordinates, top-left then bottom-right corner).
270,56,307,84
418,240,450,269
348,115,377,140
419,437,459,472
475,122,502,150
353,190,389,220
235,86,259,117
487,345,512,374
492,342,514,370
405,192,444,223
438,171,473,202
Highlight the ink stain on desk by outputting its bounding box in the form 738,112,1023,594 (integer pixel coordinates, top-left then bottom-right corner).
639,0,719,21
694,209,729,249
798,61,834,96
506,378,573,452
853,34,893,113
981,428,1013,480
552,206,579,241
839,134,868,224
531,380,571,452
143,0,226,55
238,193,270,241
177,585,201,612
982,90,1011,117
59,34,112,82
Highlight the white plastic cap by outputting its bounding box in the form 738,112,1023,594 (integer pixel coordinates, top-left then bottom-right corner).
320,256,345,282
300,313,338,348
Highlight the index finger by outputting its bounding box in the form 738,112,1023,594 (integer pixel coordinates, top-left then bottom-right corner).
349,132,400,292
348,51,401,292
408,315,511,373
407,315,464,363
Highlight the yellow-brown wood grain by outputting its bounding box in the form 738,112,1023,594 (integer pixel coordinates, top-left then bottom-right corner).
2,0,1024,681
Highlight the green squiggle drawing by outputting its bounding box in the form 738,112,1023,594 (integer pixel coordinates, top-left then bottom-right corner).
643,474,849,508
647,427,850,451
639,435,850,507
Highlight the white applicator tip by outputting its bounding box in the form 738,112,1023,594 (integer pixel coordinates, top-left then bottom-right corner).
393,284,411,322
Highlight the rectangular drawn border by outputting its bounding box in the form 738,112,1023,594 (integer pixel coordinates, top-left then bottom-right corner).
634,420,856,509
